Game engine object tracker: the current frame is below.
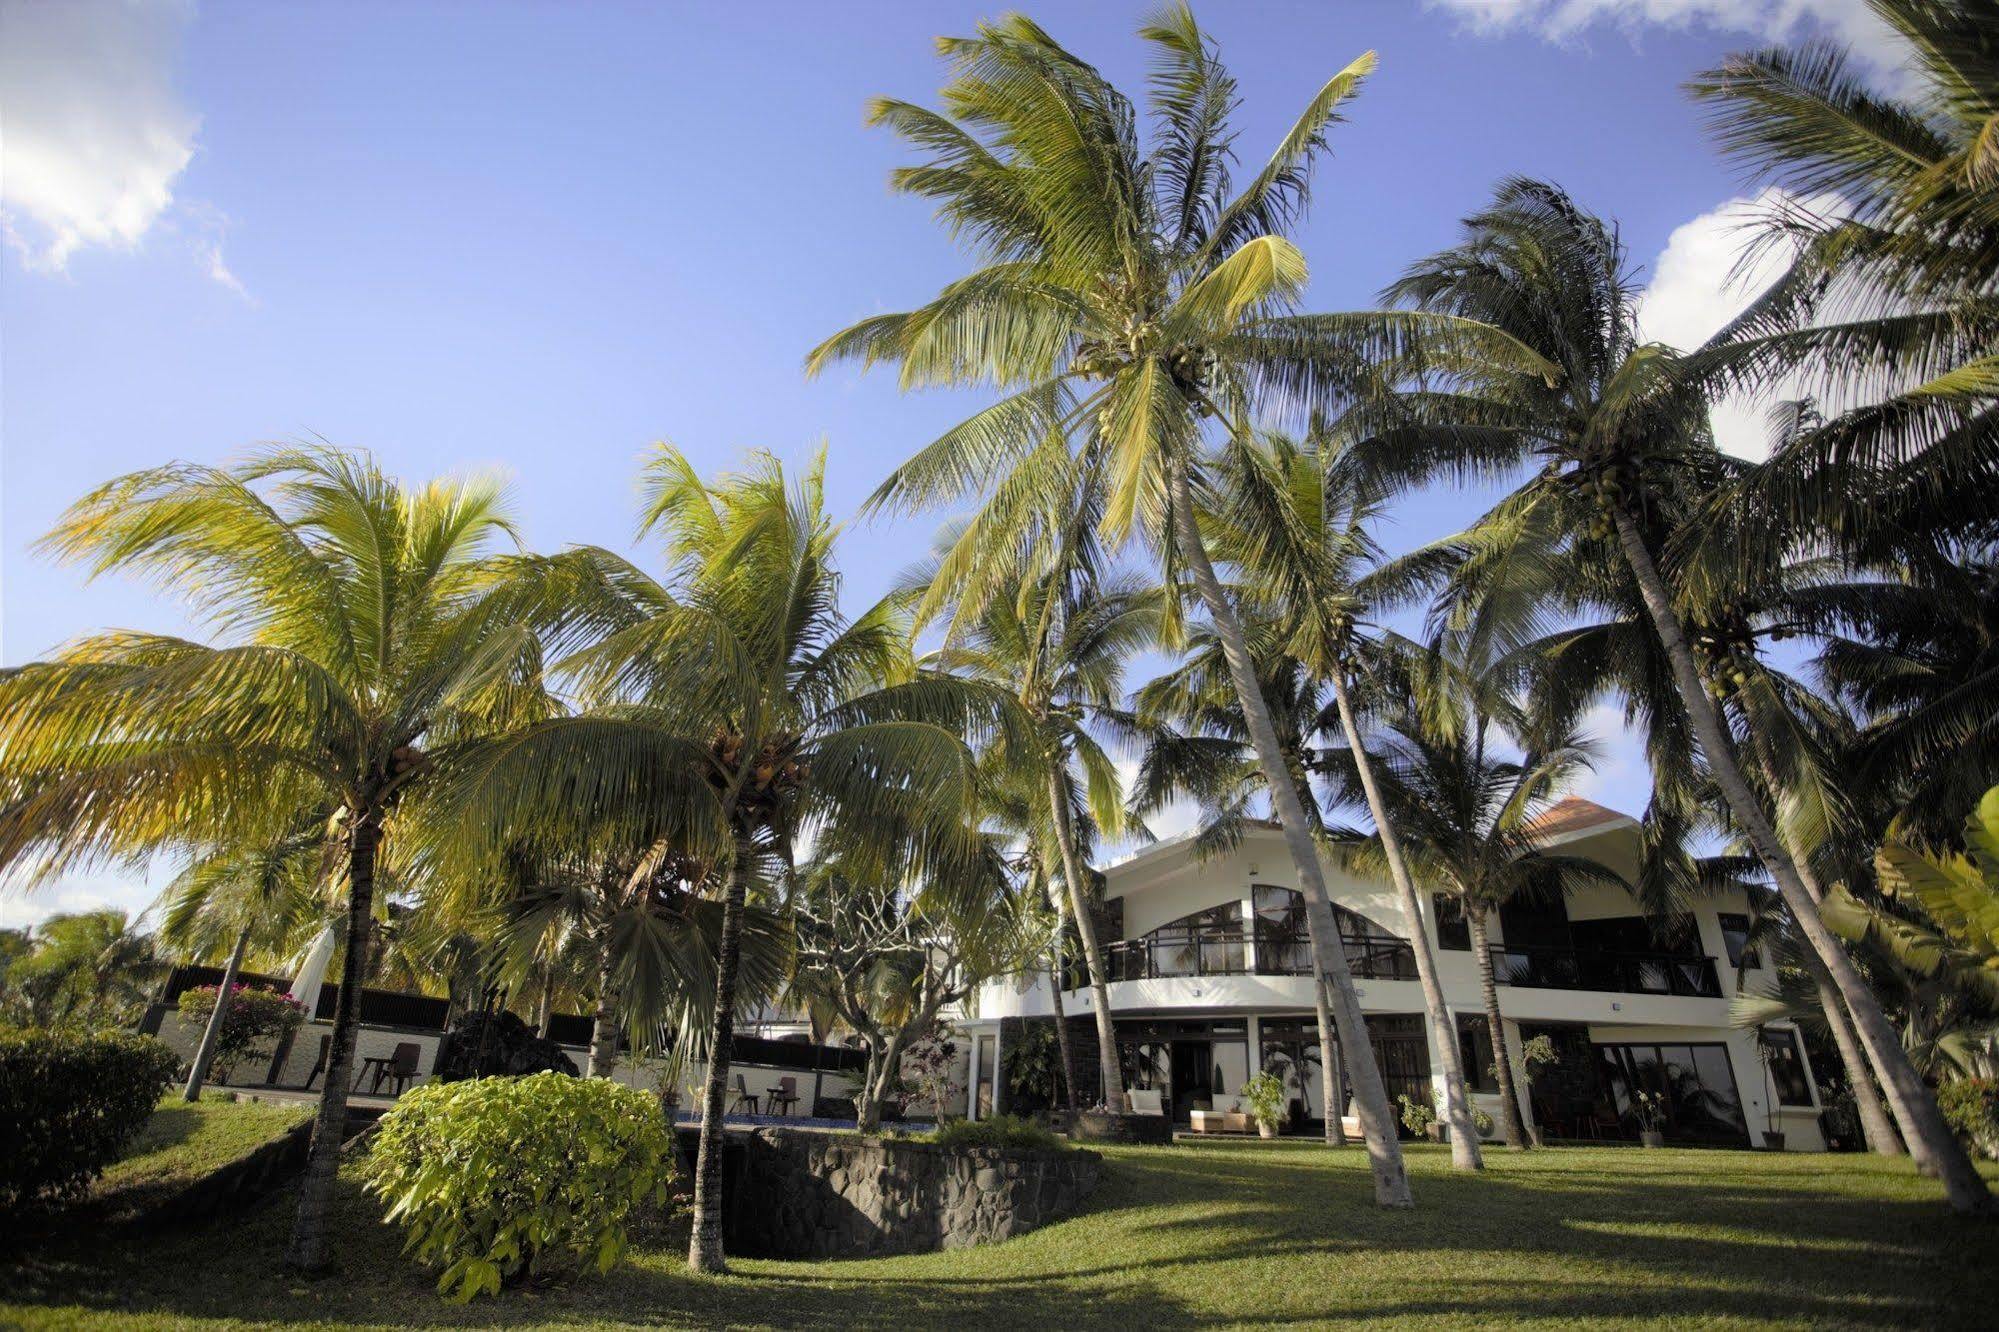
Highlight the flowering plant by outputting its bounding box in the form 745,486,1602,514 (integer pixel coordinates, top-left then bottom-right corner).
176,983,306,1081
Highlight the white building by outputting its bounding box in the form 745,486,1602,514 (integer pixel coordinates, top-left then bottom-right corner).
961,798,1830,1151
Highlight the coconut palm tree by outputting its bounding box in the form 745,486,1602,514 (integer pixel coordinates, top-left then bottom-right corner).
1684,0,1999,554
1319,698,1623,1149
1,910,163,1033
916,537,1159,1115
0,445,556,1265
803,5,1543,1207
424,445,1017,1273
1363,177,1989,1210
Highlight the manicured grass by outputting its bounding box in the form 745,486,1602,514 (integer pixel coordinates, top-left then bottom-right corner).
68,1093,312,1228
3,1140,1995,1329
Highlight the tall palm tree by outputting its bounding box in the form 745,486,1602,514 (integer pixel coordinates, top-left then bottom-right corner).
919,547,1158,1116
1202,429,1487,1162
804,5,1542,1206
426,445,1015,1273
0,445,555,1265
1,910,163,1033
1365,177,1989,1210
1321,700,1622,1150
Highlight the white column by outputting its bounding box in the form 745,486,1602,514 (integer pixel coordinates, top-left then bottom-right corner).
1246,1014,1263,1078
1240,884,1258,974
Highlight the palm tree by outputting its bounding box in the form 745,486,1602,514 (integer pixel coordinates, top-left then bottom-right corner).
1200,429,1487,1162
156,821,329,1100
0,445,554,1265
1366,178,1990,1210
918,546,1158,1116
1683,0,1999,556
1,910,162,1033
1320,699,1622,1149
426,445,1015,1273
803,5,1544,1207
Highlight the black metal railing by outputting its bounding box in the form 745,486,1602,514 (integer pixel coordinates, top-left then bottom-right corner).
1096,929,1250,982
1488,945,1722,998
1255,929,1419,981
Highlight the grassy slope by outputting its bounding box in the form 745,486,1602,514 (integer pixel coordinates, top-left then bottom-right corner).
75,1094,312,1227
4,1141,1996,1330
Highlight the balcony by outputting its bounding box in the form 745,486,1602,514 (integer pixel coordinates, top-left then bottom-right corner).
1070,928,1418,986
1488,944,1722,998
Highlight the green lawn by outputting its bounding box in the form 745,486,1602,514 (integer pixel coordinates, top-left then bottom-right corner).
63,1093,312,1230
4,1140,1995,1329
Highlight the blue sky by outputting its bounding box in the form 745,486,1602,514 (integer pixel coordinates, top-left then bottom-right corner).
0,0,1897,930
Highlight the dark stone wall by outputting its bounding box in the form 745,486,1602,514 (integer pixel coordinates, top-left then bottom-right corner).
714,1128,1101,1259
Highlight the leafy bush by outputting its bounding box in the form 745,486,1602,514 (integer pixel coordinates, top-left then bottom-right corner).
1242,1070,1288,1128
1398,1086,1495,1139
0,1028,178,1209
176,984,305,1080
364,1071,675,1302
1939,1077,1999,1161
927,1113,1066,1152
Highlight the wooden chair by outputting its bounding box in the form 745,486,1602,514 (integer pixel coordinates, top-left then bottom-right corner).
300,1035,332,1089
728,1073,761,1116
766,1076,800,1117
371,1042,422,1096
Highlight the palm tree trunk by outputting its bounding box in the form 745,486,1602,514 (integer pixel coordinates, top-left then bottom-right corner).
1610,507,1988,1212
1327,668,1484,1169
1467,911,1529,1149
1047,762,1126,1114
1046,931,1081,1115
1312,969,1346,1145
182,925,251,1102
1166,456,1412,1207
535,966,555,1040
688,851,747,1273
285,818,378,1272
587,936,620,1078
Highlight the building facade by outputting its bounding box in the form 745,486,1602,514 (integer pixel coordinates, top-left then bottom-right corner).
961,798,1829,1151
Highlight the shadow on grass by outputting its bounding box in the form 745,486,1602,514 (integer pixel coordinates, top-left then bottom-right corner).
3,1142,1995,1329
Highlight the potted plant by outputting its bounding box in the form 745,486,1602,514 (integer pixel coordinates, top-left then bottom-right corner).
1397,1091,1438,1140
1242,1070,1287,1140
1519,1034,1559,1147
1632,1089,1667,1148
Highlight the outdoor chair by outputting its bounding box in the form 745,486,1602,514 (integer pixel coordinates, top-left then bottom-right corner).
300,1035,332,1089
728,1073,761,1116
766,1076,800,1117
357,1042,422,1096
1127,1087,1165,1117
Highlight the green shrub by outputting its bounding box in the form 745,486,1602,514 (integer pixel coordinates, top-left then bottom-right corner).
364,1071,675,1302
0,1028,179,1209
927,1113,1066,1153
1396,1087,1495,1139
1938,1077,1999,1161
176,984,306,1080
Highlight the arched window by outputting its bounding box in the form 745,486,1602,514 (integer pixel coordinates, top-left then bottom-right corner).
1251,885,1415,979
1136,901,1245,977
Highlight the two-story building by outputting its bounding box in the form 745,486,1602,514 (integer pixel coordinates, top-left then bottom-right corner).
962,797,1828,1150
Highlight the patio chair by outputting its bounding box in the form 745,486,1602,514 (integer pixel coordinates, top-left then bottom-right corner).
369,1042,422,1096
728,1074,761,1116
766,1076,800,1117
300,1035,332,1089
1127,1087,1165,1117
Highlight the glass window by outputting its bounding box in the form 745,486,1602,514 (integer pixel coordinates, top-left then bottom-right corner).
1457,1013,1498,1092
1760,1029,1813,1107
1718,913,1761,969
1435,895,1472,951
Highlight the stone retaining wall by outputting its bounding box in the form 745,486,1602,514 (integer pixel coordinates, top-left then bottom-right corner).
714,1128,1100,1259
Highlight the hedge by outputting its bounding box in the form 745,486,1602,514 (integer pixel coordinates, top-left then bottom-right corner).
0,1028,180,1209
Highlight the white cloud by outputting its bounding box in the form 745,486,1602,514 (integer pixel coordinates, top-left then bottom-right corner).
1427,0,1909,81
0,0,242,292
1635,189,1793,459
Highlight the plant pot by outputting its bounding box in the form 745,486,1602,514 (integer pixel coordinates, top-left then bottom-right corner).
1638,1129,1666,1149
1761,1131,1787,1151
1256,1119,1278,1139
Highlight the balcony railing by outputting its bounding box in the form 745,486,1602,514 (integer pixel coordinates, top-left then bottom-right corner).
1488,944,1722,998
1066,928,1419,986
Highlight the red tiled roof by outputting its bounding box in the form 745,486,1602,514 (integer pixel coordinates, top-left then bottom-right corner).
1523,796,1632,839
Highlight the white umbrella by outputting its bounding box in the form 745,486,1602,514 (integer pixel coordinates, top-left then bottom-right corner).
288,924,337,1018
